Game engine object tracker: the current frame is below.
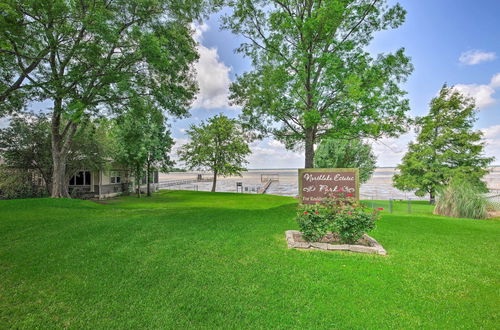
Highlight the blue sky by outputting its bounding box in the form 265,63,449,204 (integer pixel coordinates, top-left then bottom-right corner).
5,1,498,169
170,0,500,168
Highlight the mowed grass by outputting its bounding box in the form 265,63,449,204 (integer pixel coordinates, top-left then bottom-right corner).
0,191,499,329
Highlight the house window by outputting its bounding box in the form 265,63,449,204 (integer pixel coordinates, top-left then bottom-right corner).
110,171,121,184
69,171,91,185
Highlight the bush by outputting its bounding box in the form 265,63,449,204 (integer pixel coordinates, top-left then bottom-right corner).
434,179,489,219
296,193,380,244
334,208,377,244
0,166,47,199
295,204,330,242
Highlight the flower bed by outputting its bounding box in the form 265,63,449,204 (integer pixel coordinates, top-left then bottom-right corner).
285,230,387,255
288,191,386,254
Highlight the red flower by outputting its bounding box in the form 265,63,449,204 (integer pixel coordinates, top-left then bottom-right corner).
347,193,353,197
303,211,308,215
339,188,344,192
377,208,384,211
314,211,319,214
347,211,352,215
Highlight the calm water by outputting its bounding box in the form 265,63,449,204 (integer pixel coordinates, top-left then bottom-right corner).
160,167,500,200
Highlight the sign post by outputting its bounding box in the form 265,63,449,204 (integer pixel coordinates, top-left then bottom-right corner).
298,168,359,204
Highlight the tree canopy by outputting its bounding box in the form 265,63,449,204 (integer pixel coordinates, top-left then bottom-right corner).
314,138,376,183
178,114,251,192
0,0,207,197
224,0,413,168
0,113,111,195
393,85,494,204
113,99,173,197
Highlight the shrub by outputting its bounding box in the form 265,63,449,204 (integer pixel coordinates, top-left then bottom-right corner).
434,179,489,219
296,193,380,244
334,208,378,244
295,205,331,242
0,166,47,199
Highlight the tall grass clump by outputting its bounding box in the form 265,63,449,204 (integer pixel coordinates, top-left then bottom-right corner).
434,179,489,219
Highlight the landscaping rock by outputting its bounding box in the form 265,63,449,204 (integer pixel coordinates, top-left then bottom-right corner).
285,230,387,256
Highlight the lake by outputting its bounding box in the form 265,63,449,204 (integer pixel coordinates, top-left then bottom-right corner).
159,167,500,200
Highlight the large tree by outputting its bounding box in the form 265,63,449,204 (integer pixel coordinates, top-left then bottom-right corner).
0,113,111,195
0,0,205,197
393,85,494,204
178,114,251,192
314,138,376,183
224,0,413,168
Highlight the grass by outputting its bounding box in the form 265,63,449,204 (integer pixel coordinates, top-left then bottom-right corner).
0,191,499,329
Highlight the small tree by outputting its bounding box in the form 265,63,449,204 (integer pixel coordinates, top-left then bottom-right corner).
114,100,173,197
394,85,494,204
143,110,174,197
314,138,376,183
179,115,251,192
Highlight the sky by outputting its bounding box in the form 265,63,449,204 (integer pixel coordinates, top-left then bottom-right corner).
169,0,500,168
4,1,500,169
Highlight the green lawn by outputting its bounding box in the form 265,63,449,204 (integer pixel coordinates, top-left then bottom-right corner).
0,191,499,329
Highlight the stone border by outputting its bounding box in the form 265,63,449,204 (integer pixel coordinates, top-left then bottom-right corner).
285,230,387,255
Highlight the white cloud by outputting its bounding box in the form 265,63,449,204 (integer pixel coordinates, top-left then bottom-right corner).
248,134,419,168
481,125,500,163
452,84,496,108
268,139,284,148
370,133,415,167
191,22,208,43
451,72,500,109
490,73,500,88
171,137,189,162
191,23,235,110
246,138,303,168
482,125,500,139
459,50,497,65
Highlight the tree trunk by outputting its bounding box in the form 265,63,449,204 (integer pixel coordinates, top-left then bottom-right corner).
146,162,151,197
136,165,141,198
211,170,217,192
51,148,70,198
304,128,315,168
50,99,71,198
429,191,435,205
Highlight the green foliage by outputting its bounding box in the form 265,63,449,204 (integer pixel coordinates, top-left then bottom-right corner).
0,166,47,199
296,193,380,243
0,0,207,196
295,204,330,242
0,114,52,191
434,179,489,219
0,0,204,115
394,85,494,203
178,114,251,192
0,114,112,196
224,0,413,167
334,207,378,244
114,99,173,197
314,138,376,183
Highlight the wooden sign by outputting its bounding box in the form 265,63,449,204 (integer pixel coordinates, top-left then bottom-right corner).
298,168,359,204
